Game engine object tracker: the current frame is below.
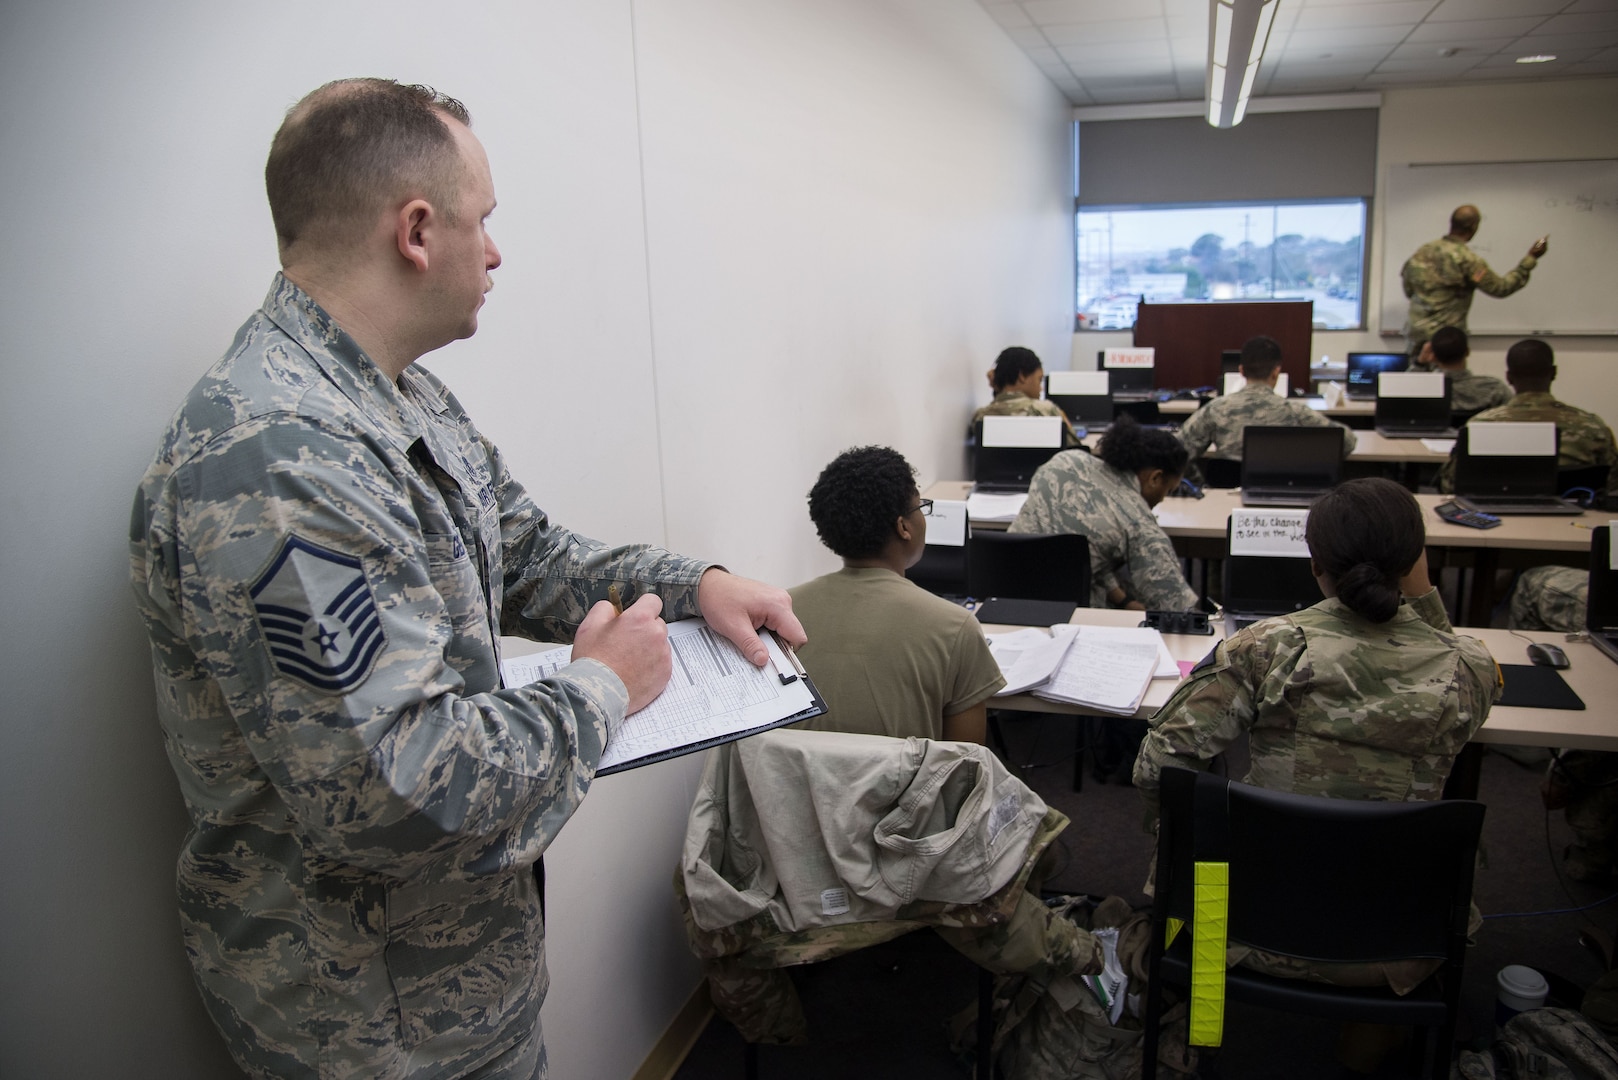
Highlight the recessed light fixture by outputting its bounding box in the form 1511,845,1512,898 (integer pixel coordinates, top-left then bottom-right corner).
1437,47,1460,58
1206,0,1279,129
1516,54,1557,64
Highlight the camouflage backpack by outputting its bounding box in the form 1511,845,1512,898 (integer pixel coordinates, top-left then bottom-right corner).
1454,1007,1618,1080
952,895,1197,1080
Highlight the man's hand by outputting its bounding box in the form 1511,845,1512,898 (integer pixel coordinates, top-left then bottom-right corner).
1529,236,1549,259
573,593,671,714
697,568,806,667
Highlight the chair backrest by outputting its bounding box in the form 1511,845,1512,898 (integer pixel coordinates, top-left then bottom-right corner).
1114,399,1161,425
965,531,1091,607
907,544,968,598
1199,458,1243,489
1154,769,1484,964
1559,465,1610,500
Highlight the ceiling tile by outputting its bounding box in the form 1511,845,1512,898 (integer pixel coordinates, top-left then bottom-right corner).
1425,0,1567,20
1407,17,1549,41
1024,0,1164,25
1082,82,1184,103
1363,70,1455,82
985,3,1035,29
1512,30,1618,50
1533,10,1618,33
1279,25,1418,49
1041,18,1171,45
1567,0,1618,11
1292,1,1439,30
1024,44,1064,65
1161,0,1206,18
1270,44,1400,64
1056,39,1173,63
1385,37,1512,59
1165,15,1207,38
1000,25,1052,49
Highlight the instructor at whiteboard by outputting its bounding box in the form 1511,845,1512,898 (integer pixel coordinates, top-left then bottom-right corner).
1401,204,1548,362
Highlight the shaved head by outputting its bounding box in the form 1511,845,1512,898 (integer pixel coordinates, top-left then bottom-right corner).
1450,205,1481,237
266,78,471,260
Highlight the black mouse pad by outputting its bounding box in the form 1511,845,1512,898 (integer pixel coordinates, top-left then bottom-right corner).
973,598,1078,627
1497,664,1585,710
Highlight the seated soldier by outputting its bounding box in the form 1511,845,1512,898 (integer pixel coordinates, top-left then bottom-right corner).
790,446,1005,742
1424,325,1511,415
1176,334,1356,477
970,346,1080,447
1439,337,1618,499
1509,566,1618,883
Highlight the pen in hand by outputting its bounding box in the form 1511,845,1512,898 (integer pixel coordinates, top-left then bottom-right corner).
608,584,624,615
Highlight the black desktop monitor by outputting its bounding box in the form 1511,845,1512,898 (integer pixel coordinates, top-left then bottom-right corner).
1241,426,1345,492
1346,352,1408,395
1220,350,1244,375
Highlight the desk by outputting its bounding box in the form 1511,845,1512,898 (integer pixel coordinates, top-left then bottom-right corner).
1156,397,1376,421
1075,429,1448,466
925,481,1591,622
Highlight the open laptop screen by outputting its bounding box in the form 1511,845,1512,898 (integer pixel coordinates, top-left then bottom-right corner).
1588,527,1618,636
1046,370,1112,427
974,417,1063,490
1241,427,1345,491
1454,423,1560,498
1347,352,1407,395
1223,511,1319,617
1375,371,1450,429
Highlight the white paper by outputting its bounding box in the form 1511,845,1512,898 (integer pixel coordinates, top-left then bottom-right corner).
1103,346,1155,369
1223,372,1288,397
1229,509,1310,557
981,414,1063,448
1420,438,1457,455
1610,519,1618,571
1048,370,1109,396
499,619,818,773
965,491,1029,522
1153,638,1180,679
987,625,1079,696
1378,371,1445,399
1032,626,1162,715
1467,421,1557,457
1318,381,1345,408
926,499,968,547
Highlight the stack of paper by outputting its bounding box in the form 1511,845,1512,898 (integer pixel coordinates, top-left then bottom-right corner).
1032,625,1165,716
964,491,1029,523
986,624,1171,714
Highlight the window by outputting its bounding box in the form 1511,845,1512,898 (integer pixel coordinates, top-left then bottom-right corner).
1075,199,1367,331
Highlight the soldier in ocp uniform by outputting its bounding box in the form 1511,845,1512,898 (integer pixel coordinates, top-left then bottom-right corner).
969,345,1081,446
1135,478,1500,996
1422,326,1512,413
1437,338,1618,500
128,79,805,1080
1175,334,1356,480
1401,203,1547,359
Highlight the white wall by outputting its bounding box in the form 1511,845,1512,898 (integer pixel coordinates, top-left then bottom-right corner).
1072,78,1618,426
0,1,1072,1077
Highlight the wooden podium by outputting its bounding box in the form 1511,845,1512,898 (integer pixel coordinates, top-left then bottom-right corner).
1132,300,1312,390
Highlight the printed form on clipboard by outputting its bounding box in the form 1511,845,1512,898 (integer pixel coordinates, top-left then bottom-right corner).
499,618,825,775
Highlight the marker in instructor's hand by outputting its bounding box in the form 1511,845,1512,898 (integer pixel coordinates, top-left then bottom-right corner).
608,584,624,615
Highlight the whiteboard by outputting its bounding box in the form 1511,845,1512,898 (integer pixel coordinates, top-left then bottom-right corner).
1379,160,1618,337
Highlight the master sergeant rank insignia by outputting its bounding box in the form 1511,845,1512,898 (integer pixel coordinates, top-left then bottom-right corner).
251,535,386,694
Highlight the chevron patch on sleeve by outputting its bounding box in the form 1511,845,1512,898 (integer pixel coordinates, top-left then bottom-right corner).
250,535,387,694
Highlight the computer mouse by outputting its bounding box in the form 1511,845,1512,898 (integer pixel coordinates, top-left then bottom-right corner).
1527,642,1570,669
1174,389,1198,400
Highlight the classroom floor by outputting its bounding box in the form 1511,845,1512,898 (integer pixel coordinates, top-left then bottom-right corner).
672,721,1618,1079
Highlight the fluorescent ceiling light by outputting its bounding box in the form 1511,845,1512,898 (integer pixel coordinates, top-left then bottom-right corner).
1206,0,1277,129
1515,54,1557,64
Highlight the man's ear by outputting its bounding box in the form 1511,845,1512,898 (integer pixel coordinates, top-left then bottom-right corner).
395,199,433,273
895,515,914,543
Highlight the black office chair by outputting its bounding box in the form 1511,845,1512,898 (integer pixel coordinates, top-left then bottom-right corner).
907,544,968,598
1450,406,1488,428
1114,400,1162,425
1141,768,1485,1080
1198,458,1243,489
966,531,1091,606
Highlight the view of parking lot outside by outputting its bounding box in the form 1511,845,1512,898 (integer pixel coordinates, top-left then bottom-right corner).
1075,200,1367,331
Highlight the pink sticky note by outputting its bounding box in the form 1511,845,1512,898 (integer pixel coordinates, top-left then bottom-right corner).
1176,660,1196,679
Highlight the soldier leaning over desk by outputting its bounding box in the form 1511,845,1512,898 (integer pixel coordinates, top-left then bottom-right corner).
128,78,804,1080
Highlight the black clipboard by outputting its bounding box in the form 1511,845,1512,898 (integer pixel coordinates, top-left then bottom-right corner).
596,673,827,776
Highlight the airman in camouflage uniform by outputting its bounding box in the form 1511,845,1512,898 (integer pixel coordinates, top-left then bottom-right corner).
1010,449,1198,611
1509,565,1588,633
128,80,802,1080
971,390,1081,447
1176,383,1356,462
1401,204,1546,357
1446,366,1514,413
1134,586,1499,990
1437,339,1618,498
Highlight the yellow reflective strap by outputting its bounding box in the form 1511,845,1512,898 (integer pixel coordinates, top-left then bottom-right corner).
1188,861,1229,1047
1166,916,1184,947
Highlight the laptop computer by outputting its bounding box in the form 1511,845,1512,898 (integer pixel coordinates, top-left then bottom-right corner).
973,416,1064,493
1375,371,1456,438
1108,366,1155,398
1222,510,1319,634
1046,370,1112,431
1454,422,1583,515
1239,426,1345,507
1345,351,1408,400
1586,526,1618,665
